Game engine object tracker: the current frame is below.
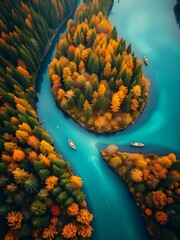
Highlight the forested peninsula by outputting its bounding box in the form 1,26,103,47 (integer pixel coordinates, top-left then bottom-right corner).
0,1,93,239
101,147,180,240
49,1,150,133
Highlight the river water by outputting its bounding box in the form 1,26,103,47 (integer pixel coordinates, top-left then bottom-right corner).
36,0,180,239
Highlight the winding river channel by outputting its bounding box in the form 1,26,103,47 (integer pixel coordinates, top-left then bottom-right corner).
36,0,180,239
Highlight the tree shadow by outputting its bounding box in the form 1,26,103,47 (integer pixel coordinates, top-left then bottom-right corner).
174,3,180,28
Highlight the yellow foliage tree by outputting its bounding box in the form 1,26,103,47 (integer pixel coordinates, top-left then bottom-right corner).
70,175,83,188
63,66,71,79
81,49,89,61
45,176,59,191
57,88,65,100
106,144,118,153
98,83,106,95
18,122,32,135
132,85,141,97
12,168,29,184
17,66,31,79
157,156,172,168
131,168,143,182
77,74,86,85
110,93,121,112
16,130,29,143
104,62,112,78
4,142,18,152
25,18,32,30
109,156,122,168
38,154,51,167
69,61,77,73
83,100,92,111
78,60,85,72
130,98,139,111
40,140,54,156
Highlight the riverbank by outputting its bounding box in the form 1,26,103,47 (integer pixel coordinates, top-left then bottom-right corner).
101,148,180,240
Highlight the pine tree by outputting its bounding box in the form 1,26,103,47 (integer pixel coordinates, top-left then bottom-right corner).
85,84,93,102
74,88,82,104
94,94,105,111
122,96,131,113
111,26,118,41
77,94,85,110
91,56,100,76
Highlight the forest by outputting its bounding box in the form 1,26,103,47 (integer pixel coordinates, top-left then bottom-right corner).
49,0,150,133
0,0,93,239
102,146,180,240
0,0,179,239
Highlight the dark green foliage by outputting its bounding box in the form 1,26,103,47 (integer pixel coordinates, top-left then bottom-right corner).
126,44,132,54
64,197,74,207
32,215,50,229
90,57,100,76
111,26,118,41
174,195,180,203
51,187,62,198
56,191,68,204
159,176,176,188
85,85,93,102
60,173,71,179
170,160,180,171
4,121,18,134
65,183,74,194
52,158,68,169
19,159,30,171
41,131,53,145
0,205,12,217
74,88,82,104
134,183,145,193
24,177,40,194
173,204,180,214
77,94,85,110
16,223,32,238
52,164,66,176
94,94,105,111
160,228,178,240
122,96,131,113
85,108,91,120
31,200,47,216
75,191,86,204
33,126,42,139
39,169,51,182
34,161,46,172
0,162,7,174
60,178,69,187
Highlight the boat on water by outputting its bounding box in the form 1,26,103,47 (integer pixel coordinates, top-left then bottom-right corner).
68,139,76,150
143,56,148,65
130,142,145,147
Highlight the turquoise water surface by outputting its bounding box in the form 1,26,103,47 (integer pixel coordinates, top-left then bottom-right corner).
36,0,180,239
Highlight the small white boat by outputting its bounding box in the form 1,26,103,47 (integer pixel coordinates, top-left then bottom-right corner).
68,139,76,150
143,56,148,65
130,142,145,147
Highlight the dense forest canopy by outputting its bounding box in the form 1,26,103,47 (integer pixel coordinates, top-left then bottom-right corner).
102,147,180,240
0,0,94,239
49,0,150,133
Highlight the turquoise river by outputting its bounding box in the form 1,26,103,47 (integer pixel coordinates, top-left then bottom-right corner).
36,0,180,239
